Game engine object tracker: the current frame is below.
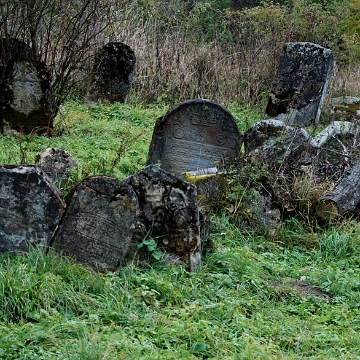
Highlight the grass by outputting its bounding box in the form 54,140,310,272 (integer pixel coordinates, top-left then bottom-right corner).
1,101,360,358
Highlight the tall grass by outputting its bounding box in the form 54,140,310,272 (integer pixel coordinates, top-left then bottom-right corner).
102,0,360,109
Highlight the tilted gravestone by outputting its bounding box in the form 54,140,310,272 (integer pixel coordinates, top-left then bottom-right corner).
0,165,66,253
124,165,201,272
35,148,78,186
147,99,243,175
0,38,54,134
265,42,334,127
85,42,136,105
54,176,138,271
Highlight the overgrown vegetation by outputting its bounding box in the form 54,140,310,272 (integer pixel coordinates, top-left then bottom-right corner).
1,0,360,358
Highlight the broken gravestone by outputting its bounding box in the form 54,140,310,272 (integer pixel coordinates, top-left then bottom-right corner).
85,42,136,105
124,165,201,272
54,176,138,271
243,119,294,153
0,165,66,253
147,99,243,175
265,42,334,127
35,148,78,187
0,38,54,134
310,121,360,183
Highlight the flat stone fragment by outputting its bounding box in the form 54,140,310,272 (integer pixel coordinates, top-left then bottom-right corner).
147,99,243,175
265,42,334,127
244,119,294,152
54,176,138,271
0,165,66,253
330,96,360,122
85,42,136,104
124,165,201,271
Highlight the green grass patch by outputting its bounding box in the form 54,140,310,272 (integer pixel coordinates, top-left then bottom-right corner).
1,101,360,358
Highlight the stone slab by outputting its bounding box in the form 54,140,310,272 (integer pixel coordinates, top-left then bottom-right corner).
147,99,243,175
124,165,201,271
0,165,66,253
265,42,334,127
54,176,138,271
85,42,136,104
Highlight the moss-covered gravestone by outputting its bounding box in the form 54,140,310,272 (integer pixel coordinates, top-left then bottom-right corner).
85,42,136,104
0,39,54,134
0,165,66,253
147,99,243,175
124,165,201,272
265,42,334,127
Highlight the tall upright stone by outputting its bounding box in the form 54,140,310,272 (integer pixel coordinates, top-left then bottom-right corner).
54,176,138,271
265,42,334,127
85,42,136,105
0,165,66,253
147,99,243,175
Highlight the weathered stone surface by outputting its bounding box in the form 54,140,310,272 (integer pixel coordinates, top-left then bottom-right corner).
124,165,201,271
265,42,334,127
35,148,78,186
317,159,360,220
311,121,360,182
54,176,138,271
0,165,66,253
253,127,312,167
147,99,243,175
85,42,136,105
330,96,360,122
244,119,294,153
0,59,54,134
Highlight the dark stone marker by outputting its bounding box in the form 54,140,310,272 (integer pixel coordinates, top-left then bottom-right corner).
147,99,243,175
54,176,138,271
0,58,54,134
0,165,66,253
85,42,136,105
124,165,201,271
35,148,78,186
265,42,334,127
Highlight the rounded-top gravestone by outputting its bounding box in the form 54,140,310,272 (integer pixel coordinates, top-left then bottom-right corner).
85,42,136,105
147,99,243,175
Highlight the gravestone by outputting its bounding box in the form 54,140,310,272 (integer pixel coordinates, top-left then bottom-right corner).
124,165,201,271
54,176,138,271
85,42,136,104
0,58,54,134
35,148,78,186
147,99,243,175
265,42,334,127
0,165,66,253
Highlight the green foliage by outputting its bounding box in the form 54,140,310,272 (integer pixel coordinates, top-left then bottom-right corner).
1,101,360,358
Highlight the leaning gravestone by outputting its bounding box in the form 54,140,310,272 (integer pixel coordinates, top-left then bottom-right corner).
0,54,54,134
265,42,334,127
85,42,136,104
147,99,243,175
124,165,201,272
0,165,66,253
54,176,138,271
